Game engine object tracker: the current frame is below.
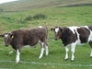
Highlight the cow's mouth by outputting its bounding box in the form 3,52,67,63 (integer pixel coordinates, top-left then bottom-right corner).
5,44,9,46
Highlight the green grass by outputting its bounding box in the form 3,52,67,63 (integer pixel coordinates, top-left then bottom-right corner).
0,6,92,69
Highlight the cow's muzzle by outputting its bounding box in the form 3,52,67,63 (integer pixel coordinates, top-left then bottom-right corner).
55,38,58,40
5,44,9,47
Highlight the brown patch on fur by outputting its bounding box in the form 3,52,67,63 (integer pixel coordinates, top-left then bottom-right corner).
77,27,90,43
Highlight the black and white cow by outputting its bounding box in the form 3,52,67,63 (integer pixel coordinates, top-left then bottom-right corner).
51,26,92,61
0,26,48,63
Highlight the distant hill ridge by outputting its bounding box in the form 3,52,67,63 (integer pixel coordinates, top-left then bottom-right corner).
0,0,92,11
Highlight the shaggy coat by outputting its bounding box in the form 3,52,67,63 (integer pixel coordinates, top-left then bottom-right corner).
0,26,48,63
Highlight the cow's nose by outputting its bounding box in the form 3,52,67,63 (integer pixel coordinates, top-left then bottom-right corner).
5,44,9,46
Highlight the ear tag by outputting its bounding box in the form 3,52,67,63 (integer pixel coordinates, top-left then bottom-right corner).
12,36,14,38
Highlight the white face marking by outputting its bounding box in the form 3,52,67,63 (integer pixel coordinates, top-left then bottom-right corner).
4,34,9,38
55,28,59,34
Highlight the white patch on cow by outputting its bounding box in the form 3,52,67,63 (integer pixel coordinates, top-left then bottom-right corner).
39,26,43,28
4,34,9,38
74,29,82,45
68,26,78,34
55,28,59,34
16,49,20,63
68,26,82,45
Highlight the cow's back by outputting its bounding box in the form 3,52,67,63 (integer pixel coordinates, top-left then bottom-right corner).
11,27,48,47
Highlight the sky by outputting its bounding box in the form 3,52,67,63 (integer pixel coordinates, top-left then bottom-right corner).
0,0,19,4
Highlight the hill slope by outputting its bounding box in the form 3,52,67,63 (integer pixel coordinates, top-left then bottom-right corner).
0,0,92,11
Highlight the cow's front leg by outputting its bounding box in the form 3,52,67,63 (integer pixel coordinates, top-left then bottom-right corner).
16,49,20,63
64,46,69,60
9,50,14,54
45,41,49,56
89,41,92,58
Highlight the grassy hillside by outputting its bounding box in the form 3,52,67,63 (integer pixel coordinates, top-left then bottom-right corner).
0,0,92,11
0,5,92,69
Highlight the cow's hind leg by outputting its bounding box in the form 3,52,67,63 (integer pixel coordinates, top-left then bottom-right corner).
39,42,45,59
71,43,76,61
45,41,49,56
89,41,92,58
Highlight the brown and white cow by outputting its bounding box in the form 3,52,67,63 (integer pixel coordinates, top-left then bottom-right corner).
51,26,92,61
0,26,48,63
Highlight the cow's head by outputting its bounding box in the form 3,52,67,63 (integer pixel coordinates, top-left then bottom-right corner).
51,27,63,40
0,33,14,46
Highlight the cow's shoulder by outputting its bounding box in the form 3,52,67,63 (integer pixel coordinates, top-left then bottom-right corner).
61,27,77,46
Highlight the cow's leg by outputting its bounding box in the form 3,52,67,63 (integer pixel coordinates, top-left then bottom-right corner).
39,42,45,59
16,49,20,63
71,43,76,61
89,41,92,58
45,41,49,56
90,49,92,58
9,50,14,54
64,46,69,60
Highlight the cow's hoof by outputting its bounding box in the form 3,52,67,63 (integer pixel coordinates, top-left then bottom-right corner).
90,56,92,58
16,61,19,64
71,60,74,62
38,57,42,59
64,58,68,61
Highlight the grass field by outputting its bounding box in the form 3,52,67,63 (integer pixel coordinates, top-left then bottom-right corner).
0,6,92,69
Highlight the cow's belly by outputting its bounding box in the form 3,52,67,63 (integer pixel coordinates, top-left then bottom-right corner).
73,39,86,46
23,39,38,46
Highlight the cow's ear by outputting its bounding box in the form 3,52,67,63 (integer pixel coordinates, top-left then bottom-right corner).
0,34,4,38
9,33,14,39
59,27,63,32
51,28,55,31
59,27,63,31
